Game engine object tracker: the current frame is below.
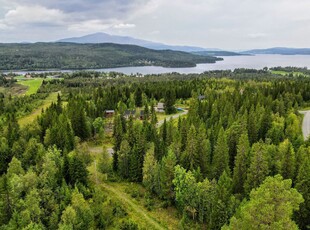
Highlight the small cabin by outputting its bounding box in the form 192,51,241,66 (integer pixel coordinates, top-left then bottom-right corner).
156,103,165,113
105,110,115,118
198,95,206,101
124,110,136,119
139,110,145,120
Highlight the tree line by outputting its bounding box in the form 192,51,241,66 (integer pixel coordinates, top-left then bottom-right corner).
0,70,310,229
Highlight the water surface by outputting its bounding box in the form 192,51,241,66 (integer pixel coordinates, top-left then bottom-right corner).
5,55,310,75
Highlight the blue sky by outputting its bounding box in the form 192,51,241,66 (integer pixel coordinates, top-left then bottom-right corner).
0,0,309,49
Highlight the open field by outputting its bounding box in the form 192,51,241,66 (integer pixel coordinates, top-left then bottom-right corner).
17,78,43,95
18,92,59,126
271,70,307,76
0,84,28,96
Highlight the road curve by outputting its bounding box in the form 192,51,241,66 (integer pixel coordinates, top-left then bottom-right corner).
156,110,188,128
300,110,310,140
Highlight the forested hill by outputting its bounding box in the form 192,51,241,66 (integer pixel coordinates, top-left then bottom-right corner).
193,50,245,56
242,47,310,55
0,43,222,71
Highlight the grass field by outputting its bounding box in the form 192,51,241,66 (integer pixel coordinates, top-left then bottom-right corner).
18,92,59,126
17,78,43,95
271,70,306,77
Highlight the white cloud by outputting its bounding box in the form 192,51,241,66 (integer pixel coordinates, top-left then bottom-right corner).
68,20,113,32
248,33,268,39
1,5,66,28
113,23,136,29
0,0,310,48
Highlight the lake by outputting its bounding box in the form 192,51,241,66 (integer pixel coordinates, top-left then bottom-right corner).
6,54,310,75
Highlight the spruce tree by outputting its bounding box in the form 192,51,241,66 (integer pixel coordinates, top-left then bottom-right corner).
232,133,250,195
244,142,270,194
212,127,230,179
295,155,310,229
181,125,198,171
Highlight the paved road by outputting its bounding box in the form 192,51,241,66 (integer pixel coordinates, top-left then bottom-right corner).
300,110,310,140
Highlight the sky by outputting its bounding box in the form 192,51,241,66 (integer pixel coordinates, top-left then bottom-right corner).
0,0,309,49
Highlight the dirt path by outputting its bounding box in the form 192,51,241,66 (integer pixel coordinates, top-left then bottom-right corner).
300,110,310,140
101,183,166,230
156,110,188,128
18,91,60,126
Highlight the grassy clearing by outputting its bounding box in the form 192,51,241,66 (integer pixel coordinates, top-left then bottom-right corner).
88,156,179,230
271,70,306,77
17,78,43,95
18,92,59,126
0,84,28,96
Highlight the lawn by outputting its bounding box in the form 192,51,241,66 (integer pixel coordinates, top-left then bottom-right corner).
17,78,43,95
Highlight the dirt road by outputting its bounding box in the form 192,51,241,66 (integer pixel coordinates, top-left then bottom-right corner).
300,110,310,140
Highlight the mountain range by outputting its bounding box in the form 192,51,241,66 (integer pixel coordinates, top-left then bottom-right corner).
57,32,221,52
57,33,310,56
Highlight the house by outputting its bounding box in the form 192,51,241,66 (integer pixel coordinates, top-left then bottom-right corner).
105,110,115,118
25,74,32,79
123,110,136,119
139,110,145,120
156,103,165,113
198,95,206,100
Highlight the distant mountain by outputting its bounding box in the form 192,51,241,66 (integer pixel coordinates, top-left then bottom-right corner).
242,47,310,55
57,32,221,52
0,42,223,71
192,50,245,56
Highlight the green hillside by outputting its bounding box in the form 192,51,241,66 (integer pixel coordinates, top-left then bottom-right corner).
0,43,222,70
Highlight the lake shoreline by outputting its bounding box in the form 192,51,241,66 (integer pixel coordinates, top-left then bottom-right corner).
2,54,310,75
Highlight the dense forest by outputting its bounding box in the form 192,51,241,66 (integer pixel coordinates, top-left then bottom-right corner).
0,43,222,71
0,69,310,229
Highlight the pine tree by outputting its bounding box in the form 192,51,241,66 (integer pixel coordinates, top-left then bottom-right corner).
0,137,10,175
118,140,131,179
212,127,230,179
232,133,250,195
142,144,157,193
181,125,198,171
210,171,235,230
164,90,176,115
295,155,310,229
159,150,177,202
247,106,258,145
277,139,296,180
244,142,270,194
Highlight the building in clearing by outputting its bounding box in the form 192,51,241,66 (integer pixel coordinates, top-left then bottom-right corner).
139,110,145,120
105,110,115,118
156,103,165,113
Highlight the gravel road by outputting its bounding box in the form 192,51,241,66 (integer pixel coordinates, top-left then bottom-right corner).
301,110,310,140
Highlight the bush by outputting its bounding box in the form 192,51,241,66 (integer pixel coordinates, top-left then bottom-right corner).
119,219,139,230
